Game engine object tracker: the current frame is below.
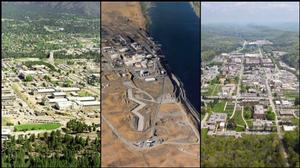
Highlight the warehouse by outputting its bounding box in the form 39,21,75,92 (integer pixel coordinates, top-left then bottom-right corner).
76,101,100,109
56,87,80,92
55,101,75,110
52,92,67,98
43,98,68,105
67,96,95,102
33,88,56,95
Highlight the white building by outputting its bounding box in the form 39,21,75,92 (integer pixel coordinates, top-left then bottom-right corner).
67,96,95,102
56,87,80,92
283,125,296,131
55,101,76,110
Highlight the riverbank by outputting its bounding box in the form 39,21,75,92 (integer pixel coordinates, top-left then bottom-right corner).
146,2,200,112
190,2,200,17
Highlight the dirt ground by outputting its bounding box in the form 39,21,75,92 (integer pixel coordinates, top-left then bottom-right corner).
101,2,146,29
102,84,200,166
102,121,200,167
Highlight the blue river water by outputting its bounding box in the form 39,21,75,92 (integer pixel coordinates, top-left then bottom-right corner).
148,2,200,111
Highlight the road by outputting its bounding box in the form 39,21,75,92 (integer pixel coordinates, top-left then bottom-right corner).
127,88,146,131
201,113,209,128
230,55,244,119
241,106,249,129
259,45,289,167
102,115,140,150
151,76,166,136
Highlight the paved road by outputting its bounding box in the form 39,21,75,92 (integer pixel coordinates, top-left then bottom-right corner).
127,88,146,131
259,45,289,167
230,56,244,119
241,106,249,129
102,115,139,150
201,113,209,128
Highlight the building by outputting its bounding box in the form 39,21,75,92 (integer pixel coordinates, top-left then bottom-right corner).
18,70,37,78
67,96,95,102
56,87,80,92
252,119,273,131
282,125,296,131
253,105,265,119
281,100,291,108
145,77,156,82
279,109,294,116
76,101,100,109
123,54,144,66
207,113,227,131
55,101,76,110
43,98,68,105
33,88,56,95
2,127,11,140
52,92,67,98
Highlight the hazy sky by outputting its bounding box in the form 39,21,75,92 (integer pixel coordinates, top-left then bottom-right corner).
202,2,299,24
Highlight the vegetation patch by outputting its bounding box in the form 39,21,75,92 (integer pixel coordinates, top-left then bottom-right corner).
15,123,61,132
23,61,56,71
201,133,287,167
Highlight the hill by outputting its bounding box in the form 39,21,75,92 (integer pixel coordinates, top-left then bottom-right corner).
2,2,100,18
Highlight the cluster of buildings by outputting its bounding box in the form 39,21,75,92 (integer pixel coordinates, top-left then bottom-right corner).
202,39,299,137
205,113,227,131
31,87,100,110
102,33,166,82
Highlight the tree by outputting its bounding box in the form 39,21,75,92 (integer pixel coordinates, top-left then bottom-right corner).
25,75,33,82
266,108,275,120
294,97,300,106
44,75,51,82
85,136,90,146
29,134,35,142
227,120,236,129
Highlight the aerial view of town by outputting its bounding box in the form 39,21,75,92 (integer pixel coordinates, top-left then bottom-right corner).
201,2,299,167
101,2,200,167
1,2,100,167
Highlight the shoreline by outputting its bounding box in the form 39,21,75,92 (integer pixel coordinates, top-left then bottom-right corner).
140,2,153,31
141,2,200,122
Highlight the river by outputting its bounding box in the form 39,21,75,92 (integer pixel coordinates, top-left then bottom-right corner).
148,2,200,111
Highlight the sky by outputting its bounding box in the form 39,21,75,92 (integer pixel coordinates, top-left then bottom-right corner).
202,2,299,25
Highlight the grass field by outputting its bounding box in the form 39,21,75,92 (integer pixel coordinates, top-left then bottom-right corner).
224,103,234,116
2,117,13,126
246,119,253,126
12,83,35,109
291,117,299,126
212,100,226,112
233,110,245,127
201,128,208,141
15,123,61,132
235,126,244,132
78,90,93,97
208,84,220,96
283,90,299,99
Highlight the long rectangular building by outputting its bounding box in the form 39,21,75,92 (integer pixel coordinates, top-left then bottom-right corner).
67,96,95,101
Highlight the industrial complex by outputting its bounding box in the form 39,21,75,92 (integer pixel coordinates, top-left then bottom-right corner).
101,21,200,167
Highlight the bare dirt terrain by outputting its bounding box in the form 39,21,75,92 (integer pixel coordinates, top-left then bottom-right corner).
101,77,200,167
102,2,146,29
102,121,200,167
